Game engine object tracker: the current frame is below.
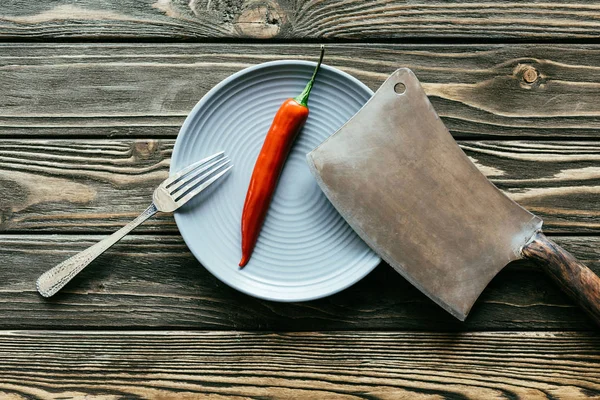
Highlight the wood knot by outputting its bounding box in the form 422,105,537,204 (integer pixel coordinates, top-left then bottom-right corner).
523,67,539,84
235,1,285,39
514,63,543,90
133,140,159,160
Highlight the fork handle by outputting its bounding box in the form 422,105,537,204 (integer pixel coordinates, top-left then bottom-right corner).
36,203,158,298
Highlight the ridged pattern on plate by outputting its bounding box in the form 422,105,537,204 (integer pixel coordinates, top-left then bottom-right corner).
171,61,380,301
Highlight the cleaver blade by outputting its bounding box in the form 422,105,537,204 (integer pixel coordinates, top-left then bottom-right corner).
307,68,600,323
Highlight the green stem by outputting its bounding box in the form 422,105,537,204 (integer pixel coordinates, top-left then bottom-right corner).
294,45,325,108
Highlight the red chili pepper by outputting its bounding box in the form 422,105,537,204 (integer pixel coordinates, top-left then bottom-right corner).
239,46,325,267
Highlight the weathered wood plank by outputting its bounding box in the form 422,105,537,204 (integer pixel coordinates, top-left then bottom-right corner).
463,141,600,233
0,331,598,399
0,140,173,233
1,139,599,233
1,234,599,329
2,0,600,40
3,43,600,139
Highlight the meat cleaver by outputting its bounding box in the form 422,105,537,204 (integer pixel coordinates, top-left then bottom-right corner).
307,68,600,325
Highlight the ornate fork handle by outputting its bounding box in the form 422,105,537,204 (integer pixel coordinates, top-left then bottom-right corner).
36,204,158,297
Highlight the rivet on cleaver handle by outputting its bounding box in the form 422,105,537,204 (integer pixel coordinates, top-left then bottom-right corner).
307,68,600,325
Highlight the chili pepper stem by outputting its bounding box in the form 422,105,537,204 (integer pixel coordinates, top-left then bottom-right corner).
293,45,325,108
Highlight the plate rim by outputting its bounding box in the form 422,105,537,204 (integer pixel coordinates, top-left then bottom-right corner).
171,60,380,302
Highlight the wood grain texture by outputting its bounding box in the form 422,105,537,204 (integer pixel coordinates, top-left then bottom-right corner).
0,330,598,399
2,0,600,40
1,139,599,233
1,234,599,330
3,43,600,139
0,140,172,233
462,141,600,234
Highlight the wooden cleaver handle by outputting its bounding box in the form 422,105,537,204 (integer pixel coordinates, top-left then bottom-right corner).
522,231,600,327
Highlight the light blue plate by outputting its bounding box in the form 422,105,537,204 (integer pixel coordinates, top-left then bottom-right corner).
171,60,381,302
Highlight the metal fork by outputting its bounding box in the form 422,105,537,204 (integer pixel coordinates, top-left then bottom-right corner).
36,151,232,298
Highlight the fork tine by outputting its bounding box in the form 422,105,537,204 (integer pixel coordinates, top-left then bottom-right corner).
169,156,230,196
172,157,230,199
168,156,229,195
171,154,229,193
175,165,233,206
163,151,225,188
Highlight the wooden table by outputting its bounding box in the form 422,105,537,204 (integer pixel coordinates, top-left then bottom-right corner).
1,1,599,398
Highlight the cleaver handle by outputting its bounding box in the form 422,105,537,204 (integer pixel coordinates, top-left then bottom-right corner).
522,231,600,327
